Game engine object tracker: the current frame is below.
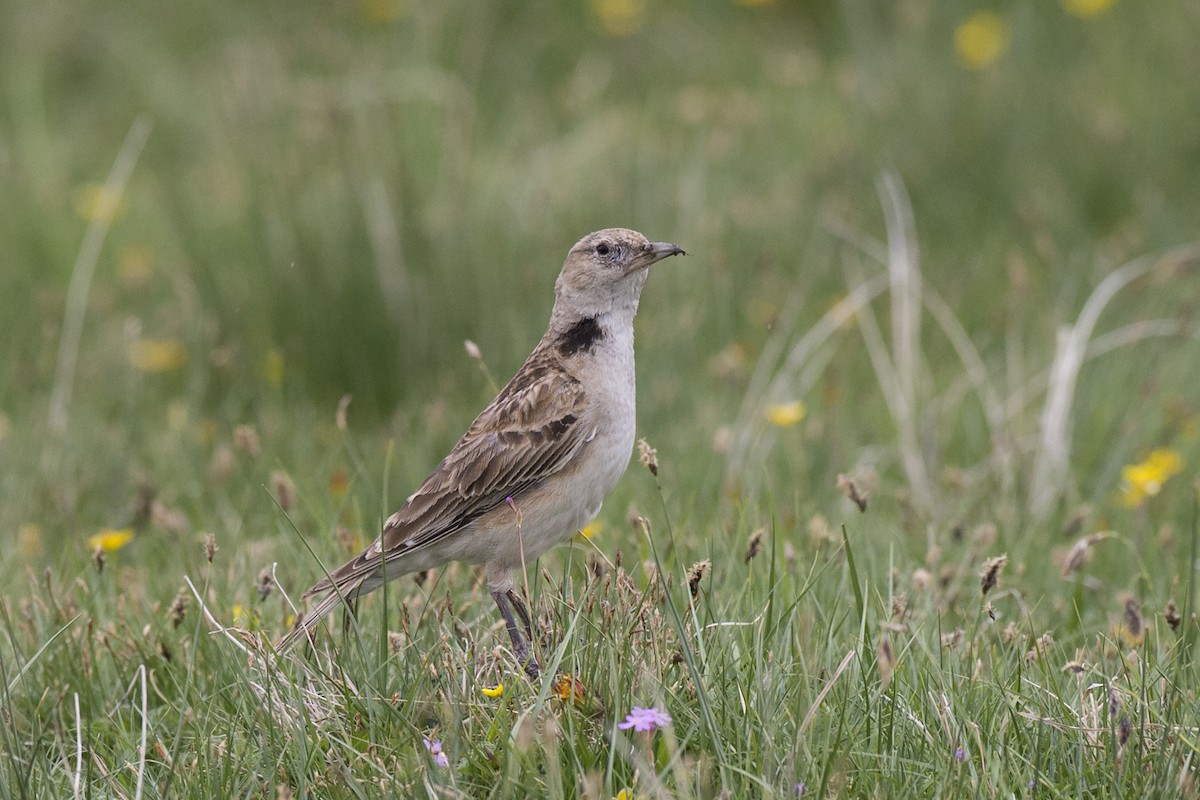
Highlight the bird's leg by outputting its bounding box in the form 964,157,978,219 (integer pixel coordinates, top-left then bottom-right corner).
491,589,540,679
506,589,536,644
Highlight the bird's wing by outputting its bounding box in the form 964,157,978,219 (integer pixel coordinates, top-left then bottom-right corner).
298,354,591,601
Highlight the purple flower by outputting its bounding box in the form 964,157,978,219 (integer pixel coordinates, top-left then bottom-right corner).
423,737,449,768
954,746,965,762
795,783,807,796
618,706,672,732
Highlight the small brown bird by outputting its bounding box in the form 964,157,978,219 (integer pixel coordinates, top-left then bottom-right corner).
277,228,685,677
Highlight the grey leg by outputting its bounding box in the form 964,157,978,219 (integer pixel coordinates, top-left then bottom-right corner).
491,590,540,679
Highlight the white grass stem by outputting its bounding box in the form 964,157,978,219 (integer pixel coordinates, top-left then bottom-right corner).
73,692,83,800
1028,245,1199,517
135,664,147,800
878,173,932,508
183,575,253,657
47,115,153,438
799,649,855,736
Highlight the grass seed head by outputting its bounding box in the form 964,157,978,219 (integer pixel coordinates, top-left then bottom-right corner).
270,471,296,512
744,528,765,562
232,424,261,456
687,560,711,598
256,567,274,601
203,533,218,562
637,438,658,477
877,632,895,689
167,587,188,628
1166,598,1182,632
836,473,868,512
979,554,1008,595
1122,597,1145,646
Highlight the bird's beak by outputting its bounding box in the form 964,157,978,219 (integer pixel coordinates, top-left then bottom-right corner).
634,241,687,271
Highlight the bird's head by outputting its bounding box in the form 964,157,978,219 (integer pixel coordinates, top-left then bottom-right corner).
554,228,686,316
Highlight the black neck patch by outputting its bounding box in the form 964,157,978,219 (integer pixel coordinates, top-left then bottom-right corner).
557,316,604,357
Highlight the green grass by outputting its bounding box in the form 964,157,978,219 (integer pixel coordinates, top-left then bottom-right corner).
3,0,1200,796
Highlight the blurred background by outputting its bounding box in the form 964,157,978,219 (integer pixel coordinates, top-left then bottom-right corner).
1,0,1198,578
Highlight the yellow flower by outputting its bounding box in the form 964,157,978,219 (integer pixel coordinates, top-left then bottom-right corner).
88,528,134,552
481,683,504,698
264,348,285,387
553,673,588,706
589,0,645,37
1120,448,1183,507
19,524,44,558
766,400,806,428
232,604,253,626
361,0,407,24
130,338,188,373
954,12,1010,70
1062,0,1116,18
118,245,154,289
580,520,605,540
72,183,127,223
328,469,350,499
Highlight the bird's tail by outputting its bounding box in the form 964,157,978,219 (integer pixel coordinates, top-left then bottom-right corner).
274,572,368,652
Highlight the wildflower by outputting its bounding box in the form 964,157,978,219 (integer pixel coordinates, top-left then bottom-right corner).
766,400,806,428
588,0,645,37
795,784,807,796
954,11,1009,70
129,338,188,373
481,683,504,698
979,554,1008,596
580,520,604,540
553,674,588,706
118,244,154,288
618,706,672,732
231,605,252,626
328,469,350,498
18,524,43,558
72,182,127,222
1120,448,1183,507
637,438,658,476
423,738,449,768
361,0,407,24
88,528,134,552
1062,0,1116,18
954,746,966,762
264,349,285,388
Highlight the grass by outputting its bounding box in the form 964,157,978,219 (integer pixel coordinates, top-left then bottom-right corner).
3,0,1200,796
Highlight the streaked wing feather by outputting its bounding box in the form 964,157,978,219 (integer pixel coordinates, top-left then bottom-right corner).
380,359,589,553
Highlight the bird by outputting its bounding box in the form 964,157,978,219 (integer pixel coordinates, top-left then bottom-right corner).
276,228,686,677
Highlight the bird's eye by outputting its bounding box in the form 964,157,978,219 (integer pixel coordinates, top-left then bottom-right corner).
595,243,611,257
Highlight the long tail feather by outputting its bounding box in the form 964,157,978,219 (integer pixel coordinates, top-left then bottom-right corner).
275,574,366,651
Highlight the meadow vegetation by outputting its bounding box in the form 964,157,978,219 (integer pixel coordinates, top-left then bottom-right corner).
2,0,1199,796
